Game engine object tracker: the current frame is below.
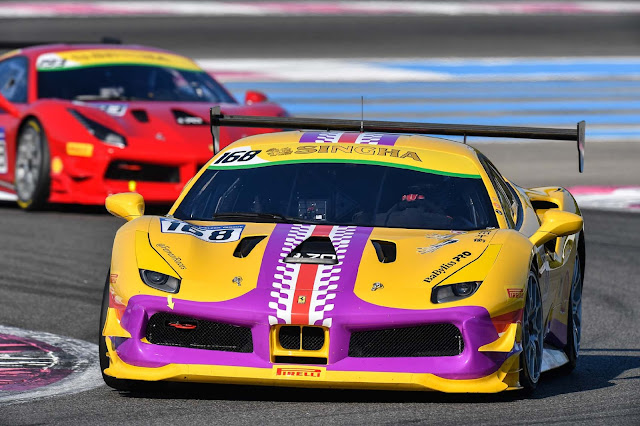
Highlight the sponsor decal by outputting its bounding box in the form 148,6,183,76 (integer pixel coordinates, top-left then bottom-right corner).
473,229,493,243
495,209,503,215
276,367,322,378
295,144,421,162
232,276,242,287
297,295,307,304
159,218,244,243
507,288,524,299
109,274,118,284
426,231,465,240
36,49,200,71
371,282,384,291
424,251,473,283
417,239,458,254
0,127,6,174
155,243,187,270
266,147,293,156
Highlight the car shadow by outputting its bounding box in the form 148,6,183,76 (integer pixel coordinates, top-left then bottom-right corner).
115,350,640,403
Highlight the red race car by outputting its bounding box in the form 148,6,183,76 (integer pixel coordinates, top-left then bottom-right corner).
0,41,287,209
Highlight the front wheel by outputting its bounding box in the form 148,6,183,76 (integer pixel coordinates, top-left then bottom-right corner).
15,118,50,210
519,269,544,391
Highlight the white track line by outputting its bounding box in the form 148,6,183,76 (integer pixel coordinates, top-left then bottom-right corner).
570,187,640,212
0,325,103,406
2,1,640,18
197,57,640,82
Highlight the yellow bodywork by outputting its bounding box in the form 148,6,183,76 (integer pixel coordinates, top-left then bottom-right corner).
102,131,583,393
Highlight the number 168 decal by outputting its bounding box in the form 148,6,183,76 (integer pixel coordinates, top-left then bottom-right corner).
213,147,264,166
160,218,244,243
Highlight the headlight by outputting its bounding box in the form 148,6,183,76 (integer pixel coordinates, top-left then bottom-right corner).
139,269,180,293
431,281,481,304
69,109,127,147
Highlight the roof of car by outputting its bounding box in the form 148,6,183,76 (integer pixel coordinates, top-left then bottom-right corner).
1,44,202,72
212,131,485,179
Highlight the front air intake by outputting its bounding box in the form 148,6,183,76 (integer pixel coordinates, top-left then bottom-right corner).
146,312,253,353
348,324,463,357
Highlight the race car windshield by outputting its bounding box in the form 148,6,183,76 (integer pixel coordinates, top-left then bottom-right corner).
174,163,499,231
37,65,236,103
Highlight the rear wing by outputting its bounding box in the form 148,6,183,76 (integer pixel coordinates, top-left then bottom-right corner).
210,107,585,172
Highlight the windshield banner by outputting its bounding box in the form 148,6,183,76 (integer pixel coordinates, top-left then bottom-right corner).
36,49,201,72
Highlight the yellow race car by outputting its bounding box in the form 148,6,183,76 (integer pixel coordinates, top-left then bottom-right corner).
100,112,586,393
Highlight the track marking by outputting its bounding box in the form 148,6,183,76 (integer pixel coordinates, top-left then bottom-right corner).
569,186,640,212
2,2,640,18
0,325,103,406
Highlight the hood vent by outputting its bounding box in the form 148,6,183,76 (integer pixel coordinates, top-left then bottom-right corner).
233,236,266,258
371,240,396,263
172,109,207,125
284,237,338,265
131,109,149,123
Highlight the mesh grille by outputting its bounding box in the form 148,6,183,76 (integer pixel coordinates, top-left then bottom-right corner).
348,324,463,358
279,326,301,350
302,327,325,350
105,161,180,183
146,312,253,353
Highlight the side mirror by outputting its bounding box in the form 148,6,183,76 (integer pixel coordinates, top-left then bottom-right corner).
244,90,268,105
529,210,583,246
0,92,20,118
106,192,145,221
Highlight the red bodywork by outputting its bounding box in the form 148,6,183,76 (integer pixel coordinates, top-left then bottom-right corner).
0,44,287,205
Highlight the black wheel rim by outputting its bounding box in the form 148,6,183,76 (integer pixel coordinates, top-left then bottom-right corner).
570,255,583,357
523,272,543,383
15,126,42,201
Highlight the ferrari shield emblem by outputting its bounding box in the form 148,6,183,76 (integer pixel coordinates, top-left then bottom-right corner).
297,296,306,304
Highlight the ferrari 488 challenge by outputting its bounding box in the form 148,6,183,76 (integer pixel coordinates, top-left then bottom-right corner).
100,113,586,393
0,41,287,209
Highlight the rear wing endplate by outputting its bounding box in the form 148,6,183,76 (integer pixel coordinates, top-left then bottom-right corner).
210,107,585,172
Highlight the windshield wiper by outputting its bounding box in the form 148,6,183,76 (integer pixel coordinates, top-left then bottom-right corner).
210,212,314,224
74,94,138,101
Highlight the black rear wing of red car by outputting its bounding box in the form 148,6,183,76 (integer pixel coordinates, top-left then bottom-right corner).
210,107,586,172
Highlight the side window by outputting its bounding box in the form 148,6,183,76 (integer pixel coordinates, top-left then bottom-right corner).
0,56,28,103
479,155,517,228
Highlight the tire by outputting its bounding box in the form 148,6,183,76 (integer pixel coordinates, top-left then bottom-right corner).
15,118,50,210
557,247,584,375
519,268,544,391
99,273,142,391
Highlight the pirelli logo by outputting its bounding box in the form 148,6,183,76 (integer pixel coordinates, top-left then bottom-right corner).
275,367,323,378
507,288,524,298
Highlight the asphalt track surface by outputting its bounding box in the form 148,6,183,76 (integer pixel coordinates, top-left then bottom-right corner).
1,13,640,58
0,204,638,425
1,8,640,426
